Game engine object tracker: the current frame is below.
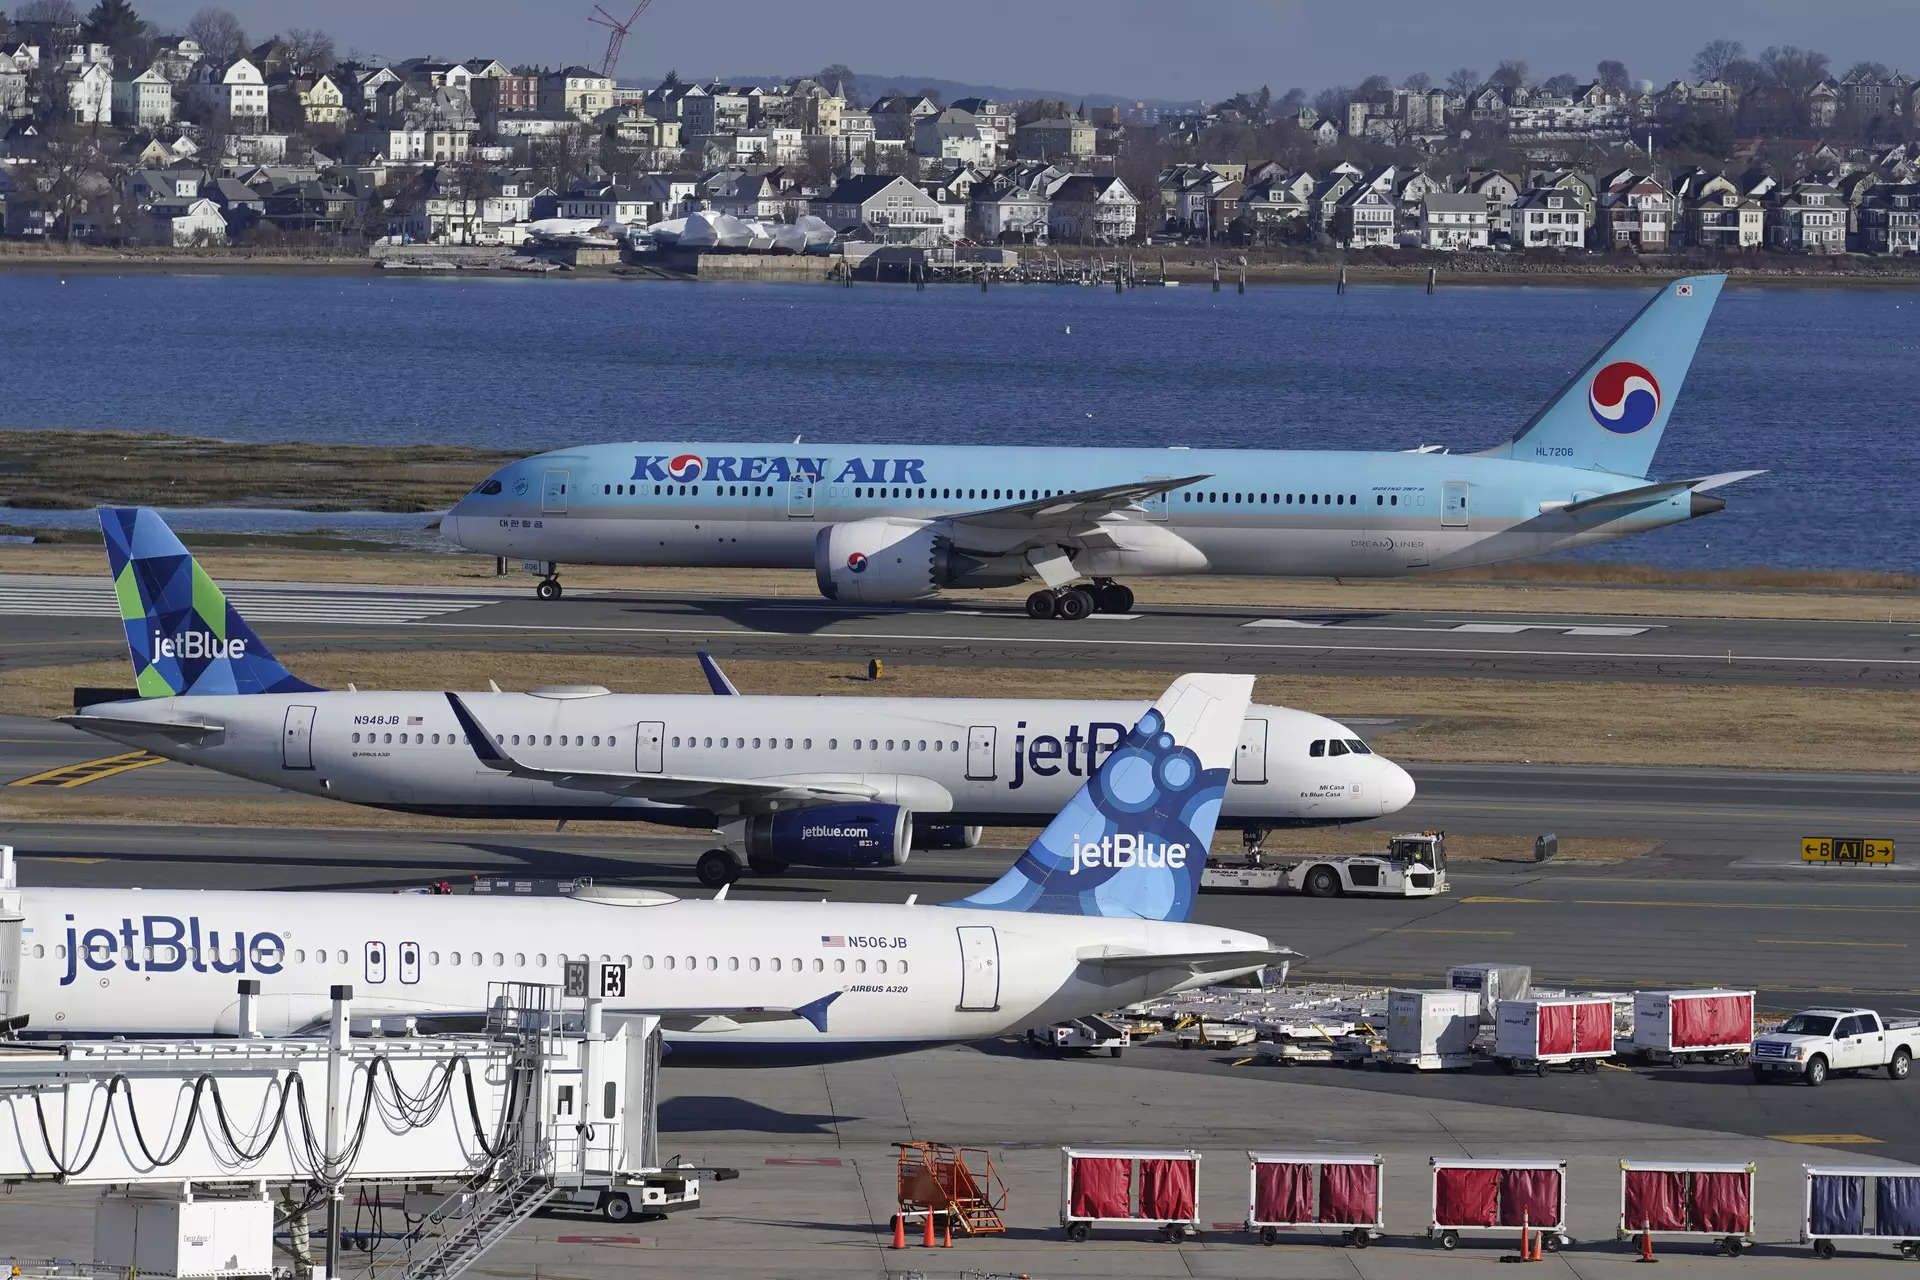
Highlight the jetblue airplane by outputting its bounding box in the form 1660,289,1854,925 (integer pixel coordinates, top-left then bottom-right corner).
441,275,1758,618
2,673,1293,1057
68,509,1412,885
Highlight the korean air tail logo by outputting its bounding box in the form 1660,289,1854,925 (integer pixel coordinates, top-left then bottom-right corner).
846,552,869,574
667,453,704,481
1587,361,1662,435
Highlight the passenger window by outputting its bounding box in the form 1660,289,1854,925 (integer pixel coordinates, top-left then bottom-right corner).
1309,740,1325,757
1328,740,1349,756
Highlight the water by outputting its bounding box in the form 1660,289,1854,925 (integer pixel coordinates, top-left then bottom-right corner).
1,272,1914,571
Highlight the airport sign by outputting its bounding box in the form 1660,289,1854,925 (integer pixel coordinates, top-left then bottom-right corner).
1800,837,1895,865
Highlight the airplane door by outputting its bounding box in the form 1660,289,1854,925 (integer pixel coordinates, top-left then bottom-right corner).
955,925,1000,1012
634,722,664,773
1441,481,1470,528
1234,717,1268,784
965,726,996,780
541,469,570,514
1144,490,1169,522
282,705,316,770
786,475,816,518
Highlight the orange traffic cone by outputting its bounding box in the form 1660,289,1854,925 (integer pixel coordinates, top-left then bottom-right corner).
1639,1226,1657,1263
923,1211,936,1247
943,1213,953,1248
891,1215,907,1249
1520,1224,1532,1262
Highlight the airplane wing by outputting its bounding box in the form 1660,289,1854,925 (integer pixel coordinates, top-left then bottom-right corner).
619,992,841,1034
58,713,222,739
444,693,873,812
943,473,1211,536
1557,470,1766,516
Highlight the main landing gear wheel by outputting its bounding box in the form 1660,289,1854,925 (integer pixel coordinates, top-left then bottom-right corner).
1027,587,1096,620
1090,579,1134,613
536,577,563,601
695,848,742,888
1025,589,1057,619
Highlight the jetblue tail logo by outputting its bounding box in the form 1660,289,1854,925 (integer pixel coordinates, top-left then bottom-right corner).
1588,361,1661,435
953,672,1250,923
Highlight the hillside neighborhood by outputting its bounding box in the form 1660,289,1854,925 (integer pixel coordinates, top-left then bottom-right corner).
1,5,1919,259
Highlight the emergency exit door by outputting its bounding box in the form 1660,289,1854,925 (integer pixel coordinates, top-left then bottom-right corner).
786,475,816,518
965,726,996,780
1441,481,1470,528
282,705,315,770
634,721,664,773
956,925,1000,1012
1234,718,1268,784
542,469,570,514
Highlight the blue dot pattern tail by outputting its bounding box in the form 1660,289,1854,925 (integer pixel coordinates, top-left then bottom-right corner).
953,673,1253,922
99,507,320,697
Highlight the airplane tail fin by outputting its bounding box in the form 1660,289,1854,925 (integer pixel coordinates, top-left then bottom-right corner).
99,507,321,697
953,672,1251,922
1484,274,1724,478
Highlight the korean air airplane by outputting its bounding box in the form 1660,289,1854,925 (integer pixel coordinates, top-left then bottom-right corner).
65,509,1413,886
441,275,1758,619
3,672,1293,1057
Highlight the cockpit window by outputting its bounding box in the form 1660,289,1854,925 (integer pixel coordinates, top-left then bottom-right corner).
470,478,503,496
1346,739,1371,754
1327,740,1349,757
1309,740,1325,758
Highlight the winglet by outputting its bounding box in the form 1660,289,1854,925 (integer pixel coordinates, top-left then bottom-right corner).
444,693,511,768
698,652,739,695
795,991,840,1033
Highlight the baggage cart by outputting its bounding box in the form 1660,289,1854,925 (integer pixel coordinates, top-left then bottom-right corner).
1245,1151,1384,1247
1429,1157,1569,1251
1494,997,1615,1074
1059,1147,1201,1242
1618,1160,1754,1255
1387,988,1479,1070
1175,1020,1257,1049
1802,1165,1920,1260
1632,989,1754,1064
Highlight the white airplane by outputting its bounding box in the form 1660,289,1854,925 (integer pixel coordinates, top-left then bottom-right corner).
3,672,1292,1059
67,510,1415,886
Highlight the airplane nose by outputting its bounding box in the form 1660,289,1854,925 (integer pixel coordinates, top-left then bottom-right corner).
1378,759,1416,815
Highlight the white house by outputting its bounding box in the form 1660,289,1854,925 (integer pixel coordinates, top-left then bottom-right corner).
68,62,112,124
1046,174,1137,243
1510,188,1590,248
196,58,268,126
913,108,994,166
112,65,174,128
1420,192,1490,249
145,195,228,245
814,173,943,245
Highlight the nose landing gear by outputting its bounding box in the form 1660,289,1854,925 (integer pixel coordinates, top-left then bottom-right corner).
1024,579,1135,621
536,576,563,601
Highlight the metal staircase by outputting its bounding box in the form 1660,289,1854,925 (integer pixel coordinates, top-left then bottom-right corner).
895,1141,1007,1236
394,1159,554,1280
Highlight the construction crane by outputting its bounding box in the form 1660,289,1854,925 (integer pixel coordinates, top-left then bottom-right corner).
589,1,652,79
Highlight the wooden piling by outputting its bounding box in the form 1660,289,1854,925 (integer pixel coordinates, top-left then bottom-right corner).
1337,264,1347,295
1427,266,1437,295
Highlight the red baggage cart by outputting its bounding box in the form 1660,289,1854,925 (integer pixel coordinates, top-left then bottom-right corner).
1059,1147,1201,1242
1619,1159,1754,1255
1632,989,1754,1065
1245,1151,1384,1247
1429,1157,1570,1250
1493,997,1615,1074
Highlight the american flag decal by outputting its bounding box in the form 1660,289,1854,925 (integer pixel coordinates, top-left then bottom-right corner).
1675,283,1693,296
820,935,846,948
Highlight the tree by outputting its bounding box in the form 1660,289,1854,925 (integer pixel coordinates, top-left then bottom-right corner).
282,26,335,76
1402,71,1431,92
1845,60,1891,82
185,5,246,67
1759,45,1829,96
1542,73,1577,97
30,119,110,243
816,63,853,92
1690,40,1744,83
1596,59,1629,92
1446,67,1480,96
1277,86,1305,114
16,0,78,22
1355,74,1392,99
1312,86,1351,122
1490,59,1528,90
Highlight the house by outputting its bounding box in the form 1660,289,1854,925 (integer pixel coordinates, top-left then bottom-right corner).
300,74,348,126
1332,186,1395,247
144,195,227,245
68,61,111,124
262,180,357,235
195,57,268,126
203,176,266,234
469,69,537,116
970,177,1049,242
480,173,547,225
1806,80,1841,130
1238,175,1309,238
1420,192,1489,249
1595,170,1673,252
1308,169,1358,235
1046,174,1137,244
1768,180,1845,253
538,66,613,119
869,93,938,140
949,97,1014,150
0,62,24,116
679,82,750,134
1510,187,1590,248
815,173,943,244
796,85,844,136
127,167,203,204
1467,170,1520,235
1018,115,1095,160
111,65,173,128
913,108,994,166
150,36,202,83
711,171,806,221
1860,183,1920,254
1308,118,1338,147
1672,170,1763,249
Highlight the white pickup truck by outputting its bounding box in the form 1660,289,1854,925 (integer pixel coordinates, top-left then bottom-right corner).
1749,1008,1920,1086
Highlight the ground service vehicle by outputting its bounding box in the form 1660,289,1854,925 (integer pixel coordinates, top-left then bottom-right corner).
1028,1016,1129,1057
1751,1009,1920,1086
1202,832,1447,898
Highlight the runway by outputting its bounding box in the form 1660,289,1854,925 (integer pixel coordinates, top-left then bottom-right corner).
5,572,1920,685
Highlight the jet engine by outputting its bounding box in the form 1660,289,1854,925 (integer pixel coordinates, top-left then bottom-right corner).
914,821,984,850
813,519,1025,603
744,803,913,869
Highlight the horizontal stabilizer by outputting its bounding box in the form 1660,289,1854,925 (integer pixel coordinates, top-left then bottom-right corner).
59,713,222,739
1077,945,1299,975
1558,469,1766,515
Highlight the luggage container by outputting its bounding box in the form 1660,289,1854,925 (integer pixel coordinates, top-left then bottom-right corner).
1802,1165,1920,1259
1059,1147,1202,1243
1632,989,1754,1064
1245,1151,1384,1247
1447,963,1531,1024
1387,988,1479,1070
1428,1157,1569,1250
1494,997,1615,1074
1618,1160,1754,1255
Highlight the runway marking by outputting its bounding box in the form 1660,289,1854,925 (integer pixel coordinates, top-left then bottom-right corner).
1755,938,1905,948
8,750,169,788
1368,927,1514,936
1244,618,1655,637
1460,896,1550,904
1466,897,1920,915
0,585,491,625
1767,1134,1882,1145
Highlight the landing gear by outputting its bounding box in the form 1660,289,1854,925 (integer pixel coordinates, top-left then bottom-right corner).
1024,586,1097,621
695,848,742,888
536,577,563,601
747,851,789,876
1089,578,1134,614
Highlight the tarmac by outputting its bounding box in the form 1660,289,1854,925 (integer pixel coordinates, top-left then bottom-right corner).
6,573,1920,685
